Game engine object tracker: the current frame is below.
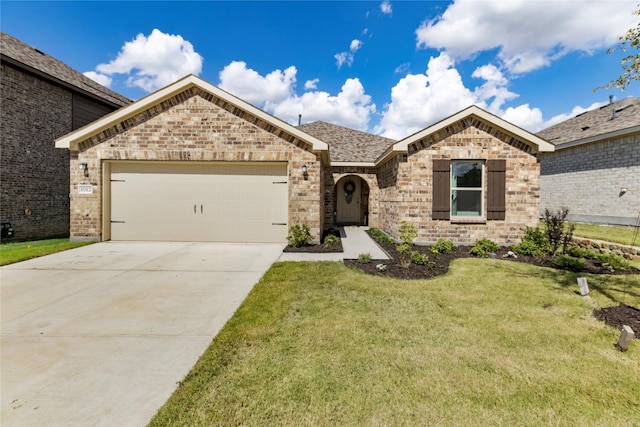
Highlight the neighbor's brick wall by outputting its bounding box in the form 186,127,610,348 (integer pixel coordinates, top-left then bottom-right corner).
0,64,71,241
539,134,640,225
70,90,322,240
377,120,540,244
324,166,380,228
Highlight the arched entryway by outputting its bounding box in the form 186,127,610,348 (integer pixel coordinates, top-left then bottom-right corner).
335,175,370,225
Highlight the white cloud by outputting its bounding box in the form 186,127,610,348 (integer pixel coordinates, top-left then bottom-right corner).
94,29,203,92
83,71,112,87
375,53,476,139
218,61,296,105
217,62,375,130
376,51,613,137
304,78,320,90
335,39,364,68
380,0,392,15
268,78,376,131
394,62,411,74
416,1,637,74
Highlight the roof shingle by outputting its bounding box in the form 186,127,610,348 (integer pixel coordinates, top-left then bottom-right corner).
1,31,130,107
298,121,395,163
537,97,640,145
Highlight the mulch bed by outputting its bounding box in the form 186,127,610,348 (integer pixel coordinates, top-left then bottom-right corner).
593,305,640,340
282,241,343,253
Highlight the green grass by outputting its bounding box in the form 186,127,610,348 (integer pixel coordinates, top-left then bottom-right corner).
150,260,640,426
0,238,93,265
540,220,639,247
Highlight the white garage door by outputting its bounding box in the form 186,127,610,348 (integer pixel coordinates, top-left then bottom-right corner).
109,162,288,242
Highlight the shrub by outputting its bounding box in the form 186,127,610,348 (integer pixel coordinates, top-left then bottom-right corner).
287,224,313,247
596,252,629,271
396,243,412,255
543,207,576,255
565,246,600,259
410,250,429,265
513,227,551,257
431,238,455,256
398,222,418,246
369,228,394,244
471,239,500,258
552,254,587,271
357,253,372,264
323,234,340,248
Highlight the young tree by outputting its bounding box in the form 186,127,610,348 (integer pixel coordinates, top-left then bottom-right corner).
599,6,640,91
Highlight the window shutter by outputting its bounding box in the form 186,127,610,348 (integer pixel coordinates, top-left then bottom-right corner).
432,159,451,220
487,159,506,220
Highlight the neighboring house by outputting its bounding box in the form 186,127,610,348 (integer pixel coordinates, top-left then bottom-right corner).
538,97,640,226
1,32,130,241
55,75,554,244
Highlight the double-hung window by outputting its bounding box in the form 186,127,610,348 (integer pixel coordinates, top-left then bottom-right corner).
451,161,484,218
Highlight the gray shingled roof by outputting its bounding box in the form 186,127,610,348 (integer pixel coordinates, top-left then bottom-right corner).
298,121,395,163
1,32,130,107
537,97,640,145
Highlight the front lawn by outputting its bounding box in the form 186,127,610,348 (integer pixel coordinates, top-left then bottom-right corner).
150,260,640,426
0,238,93,266
559,221,638,247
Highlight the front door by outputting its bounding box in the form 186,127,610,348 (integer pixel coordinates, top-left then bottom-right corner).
337,177,361,223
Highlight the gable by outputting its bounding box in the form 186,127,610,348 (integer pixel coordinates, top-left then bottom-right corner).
56,75,329,163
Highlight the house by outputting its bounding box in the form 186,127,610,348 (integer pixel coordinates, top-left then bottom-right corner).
55,75,554,244
0,32,130,241
538,97,640,226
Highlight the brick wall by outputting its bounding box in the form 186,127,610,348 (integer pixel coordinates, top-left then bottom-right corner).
1,64,71,241
540,134,640,225
376,121,540,244
70,90,323,241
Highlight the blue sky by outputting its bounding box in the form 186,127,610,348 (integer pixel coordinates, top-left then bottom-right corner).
3,1,638,138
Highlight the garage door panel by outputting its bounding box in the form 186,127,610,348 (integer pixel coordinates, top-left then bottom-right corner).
109,162,288,242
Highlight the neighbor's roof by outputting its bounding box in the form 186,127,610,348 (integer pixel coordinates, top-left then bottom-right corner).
537,97,640,148
1,31,130,108
298,121,395,164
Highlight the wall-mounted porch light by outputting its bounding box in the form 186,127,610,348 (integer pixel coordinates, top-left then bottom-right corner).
79,162,88,177
301,164,308,174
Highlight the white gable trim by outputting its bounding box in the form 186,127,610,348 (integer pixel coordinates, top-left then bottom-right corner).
378,105,554,164
55,74,329,156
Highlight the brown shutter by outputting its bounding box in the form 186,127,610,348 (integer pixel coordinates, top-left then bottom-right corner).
487,159,506,220
432,159,451,220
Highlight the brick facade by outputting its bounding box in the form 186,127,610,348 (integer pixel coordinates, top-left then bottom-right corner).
376,122,540,244
539,134,640,226
1,64,71,241
69,89,323,241
323,166,380,228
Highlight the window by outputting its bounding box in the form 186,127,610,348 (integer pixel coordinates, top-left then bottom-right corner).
451,161,483,217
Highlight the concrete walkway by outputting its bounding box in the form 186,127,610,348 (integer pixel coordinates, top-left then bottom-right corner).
278,226,389,261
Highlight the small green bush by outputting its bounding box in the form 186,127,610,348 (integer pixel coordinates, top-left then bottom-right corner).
396,243,412,255
369,228,394,244
398,222,418,246
553,254,587,271
513,227,551,257
564,246,598,259
287,224,313,248
357,253,372,264
471,239,500,258
596,252,629,271
410,251,429,265
323,234,340,248
431,238,455,256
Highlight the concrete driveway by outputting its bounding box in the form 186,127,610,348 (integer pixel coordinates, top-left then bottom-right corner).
1,241,284,427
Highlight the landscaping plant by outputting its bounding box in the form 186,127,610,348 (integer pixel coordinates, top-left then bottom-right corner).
513,226,551,257
287,224,313,248
430,238,455,256
357,253,372,264
369,228,394,245
543,207,576,254
470,238,500,258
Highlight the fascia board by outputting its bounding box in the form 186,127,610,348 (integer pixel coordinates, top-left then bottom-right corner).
331,161,376,168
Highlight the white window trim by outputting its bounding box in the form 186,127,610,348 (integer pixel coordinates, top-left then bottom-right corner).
450,160,485,220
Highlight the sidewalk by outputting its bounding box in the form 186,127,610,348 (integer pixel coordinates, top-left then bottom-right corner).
278,226,389,262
